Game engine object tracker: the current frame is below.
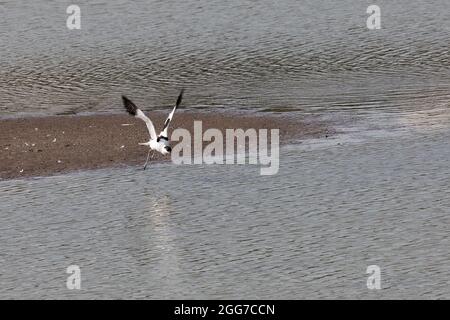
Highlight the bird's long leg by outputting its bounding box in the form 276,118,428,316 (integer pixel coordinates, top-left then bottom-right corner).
143,149,152,170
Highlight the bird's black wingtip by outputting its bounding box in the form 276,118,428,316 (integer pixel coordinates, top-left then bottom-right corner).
122,95,137,116
176,89,184,107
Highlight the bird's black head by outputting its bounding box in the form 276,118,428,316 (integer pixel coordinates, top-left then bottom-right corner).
164,146,172,153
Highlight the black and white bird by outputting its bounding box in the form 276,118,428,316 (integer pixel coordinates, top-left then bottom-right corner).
122,90,184,169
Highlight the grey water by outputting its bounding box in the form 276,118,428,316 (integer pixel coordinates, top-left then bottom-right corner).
1,0,450,299
0,0,449,117
1,127,450,299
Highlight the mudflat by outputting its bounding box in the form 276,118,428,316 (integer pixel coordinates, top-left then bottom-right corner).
0,112,330,180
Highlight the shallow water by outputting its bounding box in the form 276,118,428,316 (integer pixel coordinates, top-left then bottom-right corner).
1,123,450,299
0,0,449,118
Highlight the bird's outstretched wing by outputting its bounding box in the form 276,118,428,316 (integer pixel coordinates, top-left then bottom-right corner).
158,89,184,141
122,95,157,141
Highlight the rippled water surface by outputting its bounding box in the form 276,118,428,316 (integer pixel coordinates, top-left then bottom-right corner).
1,126,450,299
1,0,450,299
0,0,449,117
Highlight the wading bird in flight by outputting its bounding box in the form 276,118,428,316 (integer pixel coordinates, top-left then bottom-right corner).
122,89,184,169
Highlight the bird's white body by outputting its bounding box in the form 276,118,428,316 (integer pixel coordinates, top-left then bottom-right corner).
139,140,170,155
